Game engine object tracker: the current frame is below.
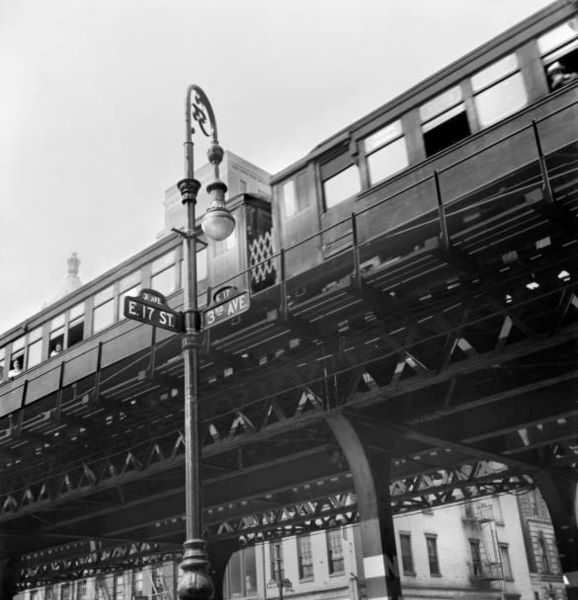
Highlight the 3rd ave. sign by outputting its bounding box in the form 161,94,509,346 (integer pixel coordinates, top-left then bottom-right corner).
123,289,182,333
204,286,250,329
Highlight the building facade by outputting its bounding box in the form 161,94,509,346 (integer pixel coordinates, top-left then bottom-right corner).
17,491,568,600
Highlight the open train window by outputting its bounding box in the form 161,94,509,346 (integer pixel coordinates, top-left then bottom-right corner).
9,336,25,376
539,18,578,91
49,314,65,355
420,86,470,157
363,120,409,183
472,54,527,128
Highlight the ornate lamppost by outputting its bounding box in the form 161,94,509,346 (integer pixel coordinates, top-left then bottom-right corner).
175,85,235,600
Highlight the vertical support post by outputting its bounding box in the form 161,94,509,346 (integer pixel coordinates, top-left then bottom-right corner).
280,250,288,320
532,119,554,204
351,212,362,288
94,342,103,402
434,170,450,251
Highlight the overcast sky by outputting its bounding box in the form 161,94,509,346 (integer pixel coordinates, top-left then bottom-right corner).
0,0,554,334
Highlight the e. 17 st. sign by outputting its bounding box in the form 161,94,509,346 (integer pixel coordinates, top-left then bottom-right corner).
203,286,250,330
124,289,182,333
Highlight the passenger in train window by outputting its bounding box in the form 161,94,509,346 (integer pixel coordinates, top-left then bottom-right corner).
547,61,578,91
50,343,63,357
8,358,22,379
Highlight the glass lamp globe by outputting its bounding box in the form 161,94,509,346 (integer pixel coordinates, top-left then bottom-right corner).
201,206,235,241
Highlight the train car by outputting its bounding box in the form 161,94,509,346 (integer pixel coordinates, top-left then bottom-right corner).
0,193,273,419
272,0,578,289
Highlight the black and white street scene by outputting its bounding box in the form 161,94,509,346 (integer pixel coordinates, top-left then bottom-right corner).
1,1,577,599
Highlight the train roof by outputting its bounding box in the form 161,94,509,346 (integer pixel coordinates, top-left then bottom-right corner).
271,0,575,183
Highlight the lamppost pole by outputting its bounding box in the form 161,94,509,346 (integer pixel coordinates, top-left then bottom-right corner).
176,85,235,600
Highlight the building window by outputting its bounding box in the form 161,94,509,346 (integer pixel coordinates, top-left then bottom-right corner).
297,534,314,580
114,573,124,600
0,347,5,381
469,538,483,576
420,86,470,156
425,534,440,575
499,544,513,579
224,546,257,599
271,542,284,583
151,251,176,296
118,271,141,320
27,326,43,368
240,179,247,193
67,302,85,348
9,336,25,377
326,528,345,574
538,532,550,573
93,285,115,333
399,533,414,574
538,18,578,91
472,53,527,128
61,583,71,600
95,580,107,600
78,580,88,600
133,570,143,596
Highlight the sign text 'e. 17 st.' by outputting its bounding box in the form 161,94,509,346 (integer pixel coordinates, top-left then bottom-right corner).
123,289,183,333
203,288,250,329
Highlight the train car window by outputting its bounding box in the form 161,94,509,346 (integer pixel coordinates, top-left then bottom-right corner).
49,314,65,355
180,247,208,287
151,250,176,296
539,18,578,91
92,285,115,334
9,336,25,376
472,54,527,128
420,86,470,156
118,271,141,320
67,302,85,348
323,164,360,209
0,347,5,380
282,173,309,217
363,120,409,184
27,326,43,368
321,148,360,210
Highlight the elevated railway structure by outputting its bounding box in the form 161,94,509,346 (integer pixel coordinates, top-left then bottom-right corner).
2,3,578,598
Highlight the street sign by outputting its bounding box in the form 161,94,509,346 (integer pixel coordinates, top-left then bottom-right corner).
203,287,250,329
123,288,183,333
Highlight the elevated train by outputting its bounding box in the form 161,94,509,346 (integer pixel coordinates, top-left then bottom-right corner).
0,0,577,426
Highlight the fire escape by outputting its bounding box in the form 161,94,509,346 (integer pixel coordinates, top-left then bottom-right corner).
463,502,505,583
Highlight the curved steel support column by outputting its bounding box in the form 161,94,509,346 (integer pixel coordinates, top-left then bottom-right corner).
534,469,578,600
326,413,402,600
208,539,239,600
